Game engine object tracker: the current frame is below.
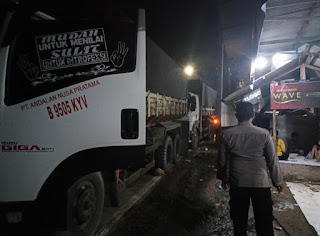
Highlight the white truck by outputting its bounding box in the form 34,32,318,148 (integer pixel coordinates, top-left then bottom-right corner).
0,3,216,235
188,79,218,149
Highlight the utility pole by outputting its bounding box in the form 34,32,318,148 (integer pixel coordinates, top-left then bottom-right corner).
216,42,224,134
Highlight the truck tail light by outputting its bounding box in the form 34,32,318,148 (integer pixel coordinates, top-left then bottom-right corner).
210,116,219,126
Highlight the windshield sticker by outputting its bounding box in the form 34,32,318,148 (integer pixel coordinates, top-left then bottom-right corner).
30,64,116,86
36,28,109,71
111,41,129,68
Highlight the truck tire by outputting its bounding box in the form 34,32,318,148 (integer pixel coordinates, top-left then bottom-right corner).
66,172,104,236
191,131,199,150
173,134,182,164
156,135,173,172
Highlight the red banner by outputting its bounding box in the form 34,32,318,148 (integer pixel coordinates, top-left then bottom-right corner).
270,82,320,109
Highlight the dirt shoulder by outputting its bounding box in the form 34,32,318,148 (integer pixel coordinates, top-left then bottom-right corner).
107,142,316,236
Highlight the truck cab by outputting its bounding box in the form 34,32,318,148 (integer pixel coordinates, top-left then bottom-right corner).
188,79,218,149
0,3,146,234
188,92,200,148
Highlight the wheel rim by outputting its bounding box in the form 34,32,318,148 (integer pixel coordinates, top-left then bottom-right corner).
73,181,97,226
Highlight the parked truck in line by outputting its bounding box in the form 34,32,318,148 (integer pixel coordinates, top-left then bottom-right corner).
0,3,217,235
188,79,218,149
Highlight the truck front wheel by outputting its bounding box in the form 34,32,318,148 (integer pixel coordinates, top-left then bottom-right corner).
66,172,104,236
156,135,173,172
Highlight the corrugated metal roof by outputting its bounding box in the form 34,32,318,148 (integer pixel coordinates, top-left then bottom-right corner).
259,0,320,55
219,0,267,58
267,2,315,17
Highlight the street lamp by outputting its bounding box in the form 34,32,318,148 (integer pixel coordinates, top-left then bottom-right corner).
184,65,194,76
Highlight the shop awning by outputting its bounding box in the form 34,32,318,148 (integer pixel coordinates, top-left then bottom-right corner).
223,54,320,105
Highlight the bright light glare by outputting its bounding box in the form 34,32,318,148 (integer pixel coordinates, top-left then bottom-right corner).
273,54,287,64
272,53,290,67
184,65,194,76
253,57,267,70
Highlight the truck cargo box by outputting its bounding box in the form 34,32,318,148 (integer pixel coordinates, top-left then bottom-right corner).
146,38,188,100
188,79,217,108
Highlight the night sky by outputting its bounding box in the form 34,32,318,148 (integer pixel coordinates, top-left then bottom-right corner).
144,0,266,92
146,0,222,89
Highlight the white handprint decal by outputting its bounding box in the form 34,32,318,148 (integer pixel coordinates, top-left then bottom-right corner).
110,41,129,68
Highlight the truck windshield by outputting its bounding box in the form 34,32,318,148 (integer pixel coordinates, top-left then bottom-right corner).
3,7,138,105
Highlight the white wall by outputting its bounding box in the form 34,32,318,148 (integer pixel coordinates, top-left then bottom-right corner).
221,102,238,127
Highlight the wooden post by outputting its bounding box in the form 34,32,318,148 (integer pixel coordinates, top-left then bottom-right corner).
147,92,150,117
272,110,277,145
156,93,159,117
300,64,306,81
306,55,315,65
